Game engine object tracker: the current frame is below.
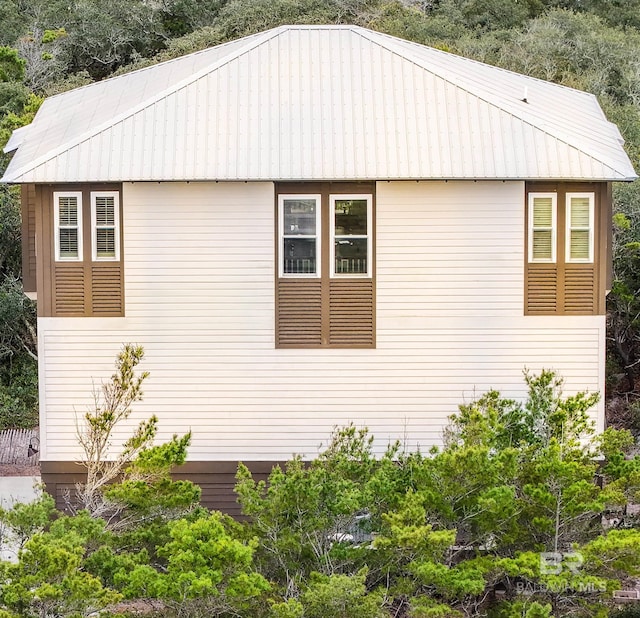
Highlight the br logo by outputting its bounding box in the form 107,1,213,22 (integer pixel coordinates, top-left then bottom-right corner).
540,552,584,575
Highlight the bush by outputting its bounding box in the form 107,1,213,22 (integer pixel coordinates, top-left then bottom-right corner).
0,352,37,429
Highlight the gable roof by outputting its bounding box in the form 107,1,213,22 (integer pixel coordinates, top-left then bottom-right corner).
2,25,636,183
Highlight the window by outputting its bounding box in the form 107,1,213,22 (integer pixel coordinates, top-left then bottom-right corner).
528,193,556,263
91,191,120,261
525,183,603,316
278,195,321,277
276,183,375,347
566,193,594,263
331,195,372,277
46,185,124,317
54,191,83,261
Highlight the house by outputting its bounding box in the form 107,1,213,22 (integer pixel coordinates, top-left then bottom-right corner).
2,25,636,514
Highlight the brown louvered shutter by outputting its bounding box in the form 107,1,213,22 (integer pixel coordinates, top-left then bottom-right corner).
563,265,595,313
276,280,322,346
54,266,86,315
46,186,124,317
92,264,123,315
329,280,374,346
526,264,558,314
525,184,603,316
276,183,375,347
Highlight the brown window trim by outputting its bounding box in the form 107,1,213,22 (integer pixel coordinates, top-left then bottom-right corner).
34,183,125,317
525,181,609,316
275,182,376,348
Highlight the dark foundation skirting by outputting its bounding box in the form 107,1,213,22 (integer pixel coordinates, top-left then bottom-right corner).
40,460,283,518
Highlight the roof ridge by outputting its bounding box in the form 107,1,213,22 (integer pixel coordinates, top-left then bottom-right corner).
357,28,630,177
2,27,286,183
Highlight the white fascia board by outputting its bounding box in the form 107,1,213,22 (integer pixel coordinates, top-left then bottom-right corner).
2,124,30,154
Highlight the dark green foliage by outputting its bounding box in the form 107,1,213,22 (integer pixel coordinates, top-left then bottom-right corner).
0,47,24,82
213,0,351,40
0,184,37,430
160,0,227,36
0,371,639,617
612,608,640,618
0,352,37,429
457,0,530,31
234,372,640,617
583,0,640,30
301,569,386,618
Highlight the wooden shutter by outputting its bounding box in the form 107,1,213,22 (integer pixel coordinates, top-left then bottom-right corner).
91,264,123,315
41,185,125,317
276,280,322,346
564,264,595,313
276,182,375,347
329,280,374,346
526,264,558,314
526,183,603,316
54,265,86,315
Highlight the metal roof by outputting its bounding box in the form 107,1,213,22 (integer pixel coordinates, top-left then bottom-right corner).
2,25,636,183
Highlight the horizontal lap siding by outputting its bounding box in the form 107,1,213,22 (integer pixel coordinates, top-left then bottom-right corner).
38,181,605,463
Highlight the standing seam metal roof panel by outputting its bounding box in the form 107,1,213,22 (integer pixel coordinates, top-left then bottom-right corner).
1,25,636,183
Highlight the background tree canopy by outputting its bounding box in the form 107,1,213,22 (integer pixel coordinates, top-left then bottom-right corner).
0,0,640,430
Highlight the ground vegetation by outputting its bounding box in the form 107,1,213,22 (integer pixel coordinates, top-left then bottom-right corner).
0,354,638,617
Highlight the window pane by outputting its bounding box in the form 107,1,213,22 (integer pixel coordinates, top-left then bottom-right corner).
59,229,78,258
283,238,316,274
532,230,552,260
570,198,590,227
283,199,317,235
59,197,78,226
95,196,115,226
334,199,367,235
570,230,589,260
96,228,116,258
532,198,553,227
335,238,368,274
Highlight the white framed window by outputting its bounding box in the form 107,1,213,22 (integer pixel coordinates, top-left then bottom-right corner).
278,194,321,277
54,191,83,261
91,191,120,261
566,192,594,263
330,194,372,277
528,192,557,263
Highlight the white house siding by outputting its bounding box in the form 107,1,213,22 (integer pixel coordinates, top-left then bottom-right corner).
37,180,605,462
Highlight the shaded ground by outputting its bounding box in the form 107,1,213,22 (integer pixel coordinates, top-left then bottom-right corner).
0,463,40,476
